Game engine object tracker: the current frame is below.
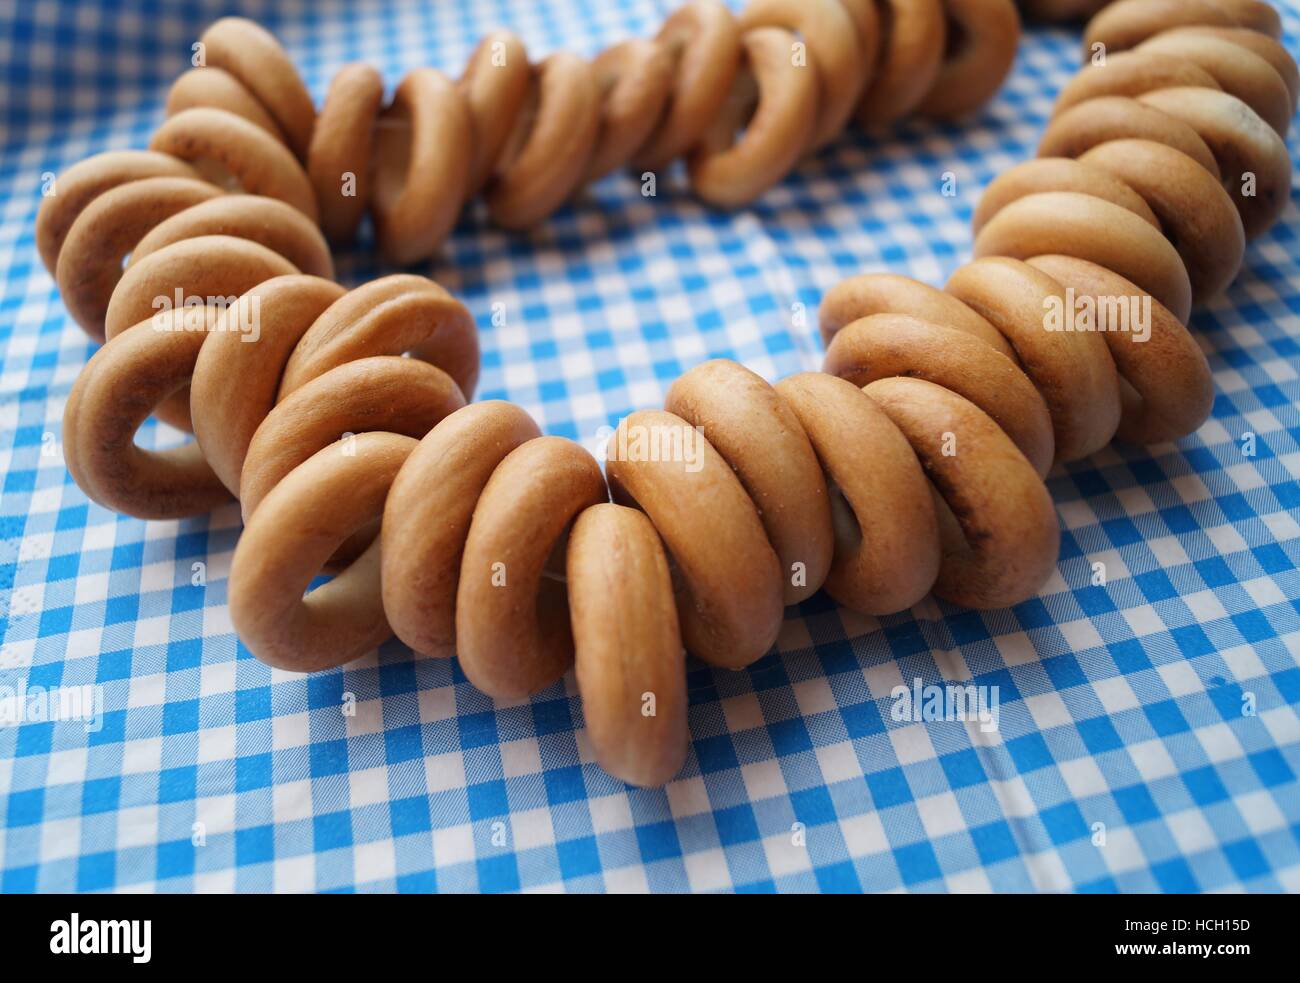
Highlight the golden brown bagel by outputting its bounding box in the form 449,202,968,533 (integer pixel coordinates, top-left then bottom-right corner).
149,107,317,220
1039,95,1222,176
972,156,1159,235
568,503,688,788
104,234,299,345
864,377,1060,609
634,0,743,170
1136,29,1291,134
1083,0,1268,59
459,31,532,195
665,359,833,605
198,17,318,160
856,0,945,126
166,67,287,143
1025,255,1214,444
307,63,385,243
819,272,1013,356
1052,50,1222,115
776,372,942,614
381,402,542,660
278,274,479,401
127,194,333,279
606,409,783,669
62,308,232,519
54,176,220,341
239,357,466,522
486,54,602,230
687,27,819,207
586,40,673,183
228,432,418,672
1077,139,1245,301
972,190,1194,324
1136,86,1291,239
455,436,607,700
189,275,346,494
738,0,869,150
823,314,1056,477
916,0,1021,119
371,69,472,263
946,256,1122,462
35,150,204,278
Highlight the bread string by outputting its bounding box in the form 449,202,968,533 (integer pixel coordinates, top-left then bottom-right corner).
44,0,1296,785
36,0,1025,341
253,0,1300,777
160,0,1023,262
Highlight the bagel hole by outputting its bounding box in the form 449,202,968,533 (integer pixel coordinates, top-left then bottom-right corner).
188,155,243,193
945,19,971,61
305,511,384,593
541,524,572,586
930,481,974,557
324,518,380,574
701,59,761,153
878,3,894,45
372,104,414,214
827,479,864,556
493,76,539,178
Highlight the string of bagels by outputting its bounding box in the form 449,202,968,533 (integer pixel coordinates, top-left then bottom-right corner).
38,0,1296,785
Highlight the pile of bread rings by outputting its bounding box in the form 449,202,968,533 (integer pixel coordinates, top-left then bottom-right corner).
39,0,1296,786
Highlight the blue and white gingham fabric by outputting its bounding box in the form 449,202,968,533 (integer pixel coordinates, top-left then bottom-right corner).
1,0,1298,894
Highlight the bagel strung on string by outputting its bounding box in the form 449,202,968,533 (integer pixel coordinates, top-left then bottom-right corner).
146,2,1021,260
40,1,1028,281
48,0,1297,792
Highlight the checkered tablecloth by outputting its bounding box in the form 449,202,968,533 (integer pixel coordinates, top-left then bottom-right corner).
1,0,1298,894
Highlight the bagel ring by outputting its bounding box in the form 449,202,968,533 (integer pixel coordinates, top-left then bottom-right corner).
688,27,819,208
381,402,542,659
455,436,608,700
278,274,480,401
372,69,471,264
305,63,385,243
34,150,203,276
738,0,869,150
864,377,1060,610
149,107,317,220
776,372,942,615
228,432,418,672
62,308,231,519
190,275,346,494
606,409,783,669
568,503,688,788
54,176,220,341
666,358,833,605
